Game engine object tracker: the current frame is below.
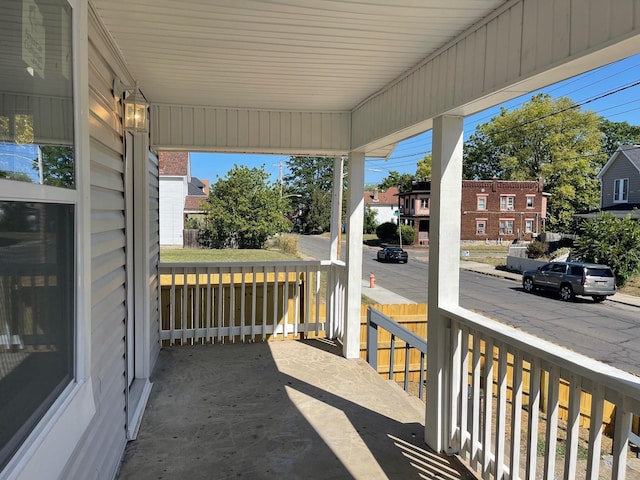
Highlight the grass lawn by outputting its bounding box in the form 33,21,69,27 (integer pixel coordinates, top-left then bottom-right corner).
160,248,299,263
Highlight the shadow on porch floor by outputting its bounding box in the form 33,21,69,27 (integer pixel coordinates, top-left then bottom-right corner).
117,339,475,479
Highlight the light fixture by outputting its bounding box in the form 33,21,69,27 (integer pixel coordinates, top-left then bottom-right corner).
113,79,148,133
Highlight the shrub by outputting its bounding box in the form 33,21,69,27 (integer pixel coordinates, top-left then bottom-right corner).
398,224,416,245
269,234,298,256
376,221,397,241
526,240,546,258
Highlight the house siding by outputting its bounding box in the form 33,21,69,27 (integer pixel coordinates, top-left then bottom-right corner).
148,152,161,361
600,154,640,207
159,177,187,246
61,11,128,480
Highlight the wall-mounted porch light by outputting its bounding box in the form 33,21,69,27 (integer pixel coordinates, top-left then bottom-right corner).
113,79,148,133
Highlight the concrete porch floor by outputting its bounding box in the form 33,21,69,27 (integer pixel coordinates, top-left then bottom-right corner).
116,339,476,480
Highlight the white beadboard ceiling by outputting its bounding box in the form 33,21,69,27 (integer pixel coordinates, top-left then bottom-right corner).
92,0,506,112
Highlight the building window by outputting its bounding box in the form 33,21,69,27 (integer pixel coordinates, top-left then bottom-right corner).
526,196,535,208
477,195,487,210
500,195,515,211
614,178,629,203
476,220,487,235
525,219,534,233
0,0,76,470
499,219,514,235
420,198,428,209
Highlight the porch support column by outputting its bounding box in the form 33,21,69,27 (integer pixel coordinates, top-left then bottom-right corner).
344,150,365,359
329,155,344,261
426,115,463,451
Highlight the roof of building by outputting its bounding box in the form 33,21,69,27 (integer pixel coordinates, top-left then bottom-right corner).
188,177,206,195
575,203,640,219
364,186,399,206
184,195,208,212
597,145,640,179
159,152,190,176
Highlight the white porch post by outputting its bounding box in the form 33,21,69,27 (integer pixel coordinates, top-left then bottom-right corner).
344,151,365,359
329,155,344,261
426,115,463,451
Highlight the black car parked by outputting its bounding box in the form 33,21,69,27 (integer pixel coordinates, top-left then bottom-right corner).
377,246,408,263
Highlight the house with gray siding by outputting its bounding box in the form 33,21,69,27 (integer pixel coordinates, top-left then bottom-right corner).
596,145,640,218
2,1,640,479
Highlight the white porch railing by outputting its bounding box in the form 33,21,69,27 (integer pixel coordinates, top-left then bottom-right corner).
442,305,640,480
159,260,346,345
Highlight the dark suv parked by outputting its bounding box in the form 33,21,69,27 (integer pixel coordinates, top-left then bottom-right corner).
522,261,616,302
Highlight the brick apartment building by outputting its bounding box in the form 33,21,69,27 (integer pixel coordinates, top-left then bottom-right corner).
398,178,547,244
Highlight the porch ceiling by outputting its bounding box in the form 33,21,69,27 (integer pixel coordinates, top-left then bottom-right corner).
92,0,506,112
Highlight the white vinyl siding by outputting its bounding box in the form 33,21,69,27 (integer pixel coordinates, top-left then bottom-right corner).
148,153,161,359
159,177,186,246
61,9,128,479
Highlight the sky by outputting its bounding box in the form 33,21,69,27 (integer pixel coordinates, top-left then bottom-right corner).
191,52,640,187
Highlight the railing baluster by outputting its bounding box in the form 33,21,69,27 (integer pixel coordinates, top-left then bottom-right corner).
586,384,604,479
450,321,462,452
206,268,212,342
389,334,395,381
564,374,582,479
419,352,425,400
509,351,523,479
262,266,267,341
194,267,201,343
471,333,481,470
526,358,541,480
314,269,320,337
283,266,289,338
181,267,188,345
251,266,257,342
612,399,632,479
217,269,223,343
229,267,236,342
494,343,507,479
293,266,300,337
459,327,470,454
272,266,279,339
169,267,176,346
543,366,560,480
482,338,494,479
240,266,246,341
403,342,410,393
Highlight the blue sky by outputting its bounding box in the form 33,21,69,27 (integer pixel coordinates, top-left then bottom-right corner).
191,53,640,187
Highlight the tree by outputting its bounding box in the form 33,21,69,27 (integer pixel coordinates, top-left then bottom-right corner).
376,221,397,242
416,154,432,179
378,171,414,192
599,119,640,158
283,156,340,232
398,224,416,245
37,146,75,188
573,213,640,286
201,165,289,249
363,205,378,234
463,94,604,232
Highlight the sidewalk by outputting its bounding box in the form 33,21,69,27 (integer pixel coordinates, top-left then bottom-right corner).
460,261,640,308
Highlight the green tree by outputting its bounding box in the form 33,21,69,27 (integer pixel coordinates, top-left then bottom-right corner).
573,213,640,286
398,224,416,245
463,94,604,232
201,165,289,249
376,221,397,241
363,205,378,234
416,154,432,179
599,119,640,158
37,146,75,188
283,156,340,231
378,171,414,192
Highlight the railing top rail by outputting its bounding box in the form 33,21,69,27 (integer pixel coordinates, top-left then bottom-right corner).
368,306,427,355
159,259,334,269
443,305,640,398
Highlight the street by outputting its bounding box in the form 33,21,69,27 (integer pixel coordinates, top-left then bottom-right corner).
297,234,640,376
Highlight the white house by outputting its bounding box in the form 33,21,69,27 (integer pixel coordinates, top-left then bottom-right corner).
1,1,640,479
364,187,399,226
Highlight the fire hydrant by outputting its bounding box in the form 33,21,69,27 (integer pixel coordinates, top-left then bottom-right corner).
369,272,376,288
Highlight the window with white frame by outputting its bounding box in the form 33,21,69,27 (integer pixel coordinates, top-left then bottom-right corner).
0,0,76,470
525,219,534,233
500,195,515,210
499,219,514,235
614,178,629,203
420,198,428,209
526,195,535,208
476,220,487,235
477,195,487,210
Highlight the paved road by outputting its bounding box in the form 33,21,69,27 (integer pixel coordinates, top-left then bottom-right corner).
297,234,640,376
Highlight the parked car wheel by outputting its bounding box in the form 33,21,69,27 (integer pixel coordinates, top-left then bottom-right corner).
592,295,606,303
523,277,535,293
559,284,574,302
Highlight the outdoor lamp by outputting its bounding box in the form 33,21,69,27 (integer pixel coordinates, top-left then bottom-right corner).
114,79,148,133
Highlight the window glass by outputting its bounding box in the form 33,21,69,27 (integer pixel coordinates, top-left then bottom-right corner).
0,0,75,469
0,0,75,188
0,201,74,469
477,197,486,210
526,196,534,208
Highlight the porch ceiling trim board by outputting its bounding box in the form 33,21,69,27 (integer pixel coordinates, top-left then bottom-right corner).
352,0,640,153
